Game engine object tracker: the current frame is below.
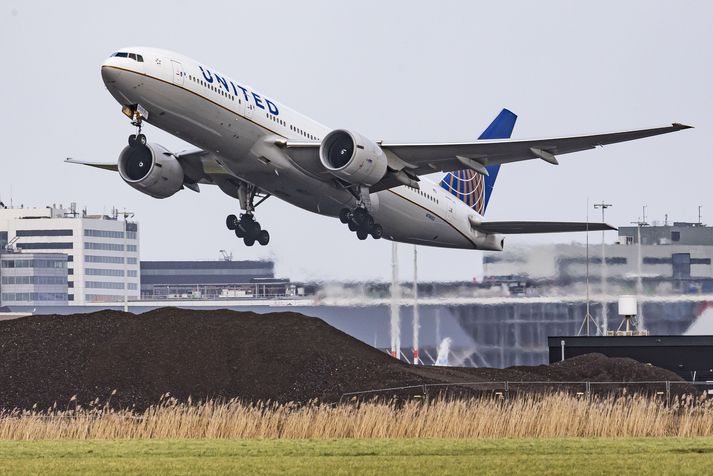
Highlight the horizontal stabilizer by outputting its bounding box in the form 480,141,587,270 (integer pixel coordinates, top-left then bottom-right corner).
65,158,118,172
475,221,616,234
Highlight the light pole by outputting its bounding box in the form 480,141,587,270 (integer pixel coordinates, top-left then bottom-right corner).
594,202,612,334
119,210,135,313
631,205,648,330
412,246,419,365
390,242,400,359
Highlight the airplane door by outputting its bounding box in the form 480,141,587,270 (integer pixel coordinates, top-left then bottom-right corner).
171,60,185,86
245,102,254,119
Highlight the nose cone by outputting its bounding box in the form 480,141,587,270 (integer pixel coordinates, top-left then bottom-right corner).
101,61,123,86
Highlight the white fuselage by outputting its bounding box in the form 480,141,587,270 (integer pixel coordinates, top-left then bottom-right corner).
101,47,498,249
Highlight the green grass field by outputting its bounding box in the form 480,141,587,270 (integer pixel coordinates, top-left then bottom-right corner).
1,438,712,475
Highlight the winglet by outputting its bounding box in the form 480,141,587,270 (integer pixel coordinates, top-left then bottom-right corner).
672,122,693,130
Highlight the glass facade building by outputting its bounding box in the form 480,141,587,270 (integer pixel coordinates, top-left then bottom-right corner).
0,252,69,306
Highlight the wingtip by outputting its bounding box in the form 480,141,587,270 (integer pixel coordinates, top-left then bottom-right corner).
672,122,694,130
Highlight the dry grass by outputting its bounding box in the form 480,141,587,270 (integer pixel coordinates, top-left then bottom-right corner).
2,393,713,440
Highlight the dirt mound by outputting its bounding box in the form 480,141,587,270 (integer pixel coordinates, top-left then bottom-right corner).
0,308,687,410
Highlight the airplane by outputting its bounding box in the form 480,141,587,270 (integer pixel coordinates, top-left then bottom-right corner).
68,46,692,250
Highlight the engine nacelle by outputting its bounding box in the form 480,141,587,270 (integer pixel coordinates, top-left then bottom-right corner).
118,143,184,199
319,129,387,187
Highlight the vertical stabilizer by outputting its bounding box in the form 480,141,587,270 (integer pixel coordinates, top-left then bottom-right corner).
440,109,517,215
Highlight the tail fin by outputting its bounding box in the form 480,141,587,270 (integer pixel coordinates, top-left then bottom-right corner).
439,108,517,215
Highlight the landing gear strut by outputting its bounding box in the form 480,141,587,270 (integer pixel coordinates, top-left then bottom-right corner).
340,206,383,241
127,110,147,147
225,183,271,247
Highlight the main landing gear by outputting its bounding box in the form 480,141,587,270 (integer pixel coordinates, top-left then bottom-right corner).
339,207,383,241
225,183,271,247
226,213,270,246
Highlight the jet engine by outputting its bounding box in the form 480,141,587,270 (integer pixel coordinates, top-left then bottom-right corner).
118,143,185,199
319,129,387,187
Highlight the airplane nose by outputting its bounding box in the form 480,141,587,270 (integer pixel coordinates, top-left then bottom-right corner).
101,64,122,85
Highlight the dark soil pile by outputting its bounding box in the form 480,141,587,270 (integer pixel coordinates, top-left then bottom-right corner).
0,308,687,410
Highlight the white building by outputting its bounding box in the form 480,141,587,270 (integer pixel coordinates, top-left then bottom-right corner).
483,222,713,294
0,204,140,304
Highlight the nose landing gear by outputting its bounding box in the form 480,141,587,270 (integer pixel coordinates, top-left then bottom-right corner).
340,207,383,240
127,109,147,147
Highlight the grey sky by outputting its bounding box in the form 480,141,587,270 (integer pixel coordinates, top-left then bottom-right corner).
1,1,710,282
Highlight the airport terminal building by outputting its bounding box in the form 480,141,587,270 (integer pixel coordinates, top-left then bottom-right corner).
140,260,289,299
0,204,140,305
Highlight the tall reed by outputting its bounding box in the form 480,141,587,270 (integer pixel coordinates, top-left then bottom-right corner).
1,393,712,440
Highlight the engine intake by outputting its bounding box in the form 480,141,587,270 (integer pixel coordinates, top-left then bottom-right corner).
118,143,184,199
319,129,387,187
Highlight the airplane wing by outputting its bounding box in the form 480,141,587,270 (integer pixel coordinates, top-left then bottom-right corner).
65,148,232,191
474,221,616,234
64,158,118,171
281,123,691,191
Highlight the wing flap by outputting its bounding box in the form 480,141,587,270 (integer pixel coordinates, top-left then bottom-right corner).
475,221,616,234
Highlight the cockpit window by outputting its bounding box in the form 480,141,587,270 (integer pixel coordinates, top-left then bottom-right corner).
111,52,144,62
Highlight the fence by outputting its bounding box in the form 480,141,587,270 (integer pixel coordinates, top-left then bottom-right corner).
340,380,712,404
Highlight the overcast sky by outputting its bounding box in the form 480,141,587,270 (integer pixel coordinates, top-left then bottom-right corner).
0,1,710,282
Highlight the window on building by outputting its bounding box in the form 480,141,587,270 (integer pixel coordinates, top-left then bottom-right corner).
86,268,125,277
691,258,712,265
86,281,125,290
643,257,672,265
16,229,73,237
85,242,124,251
16,242,73,250
671,230,681,242
86,255,124,264
672,253,691,280
85,229,125,239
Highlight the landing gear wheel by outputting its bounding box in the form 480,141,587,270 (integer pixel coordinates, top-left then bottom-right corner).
235,228,245,238
362,215,375,229
348,221,358,232
128,134,137,147
258,230,270,246
339,208,351,224
244,236,255,247
356,229,369,240
371,224,383,239
226,214,238,230
247,220,261,235
137,134,147,145
353,207,367,222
